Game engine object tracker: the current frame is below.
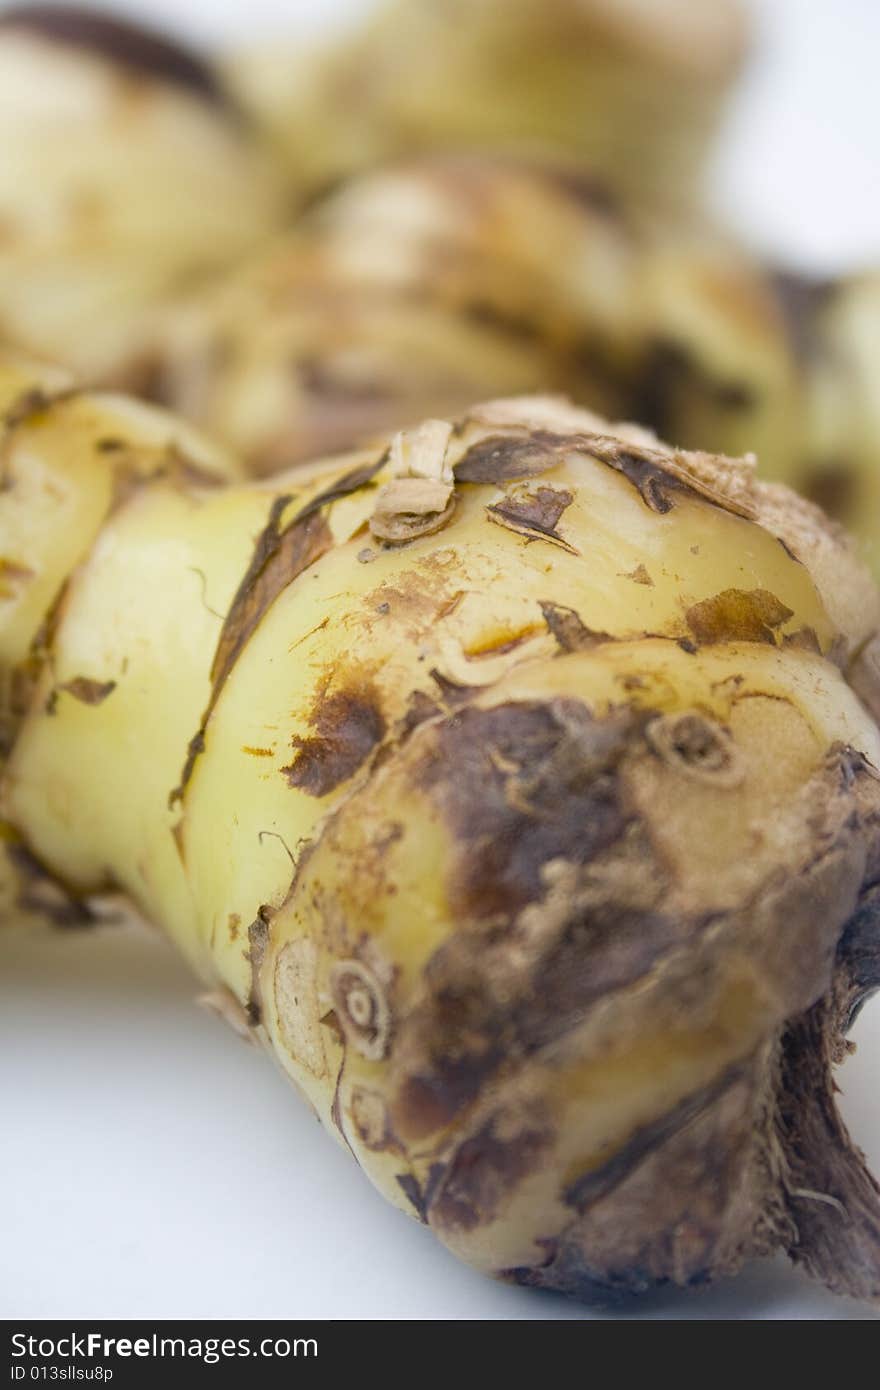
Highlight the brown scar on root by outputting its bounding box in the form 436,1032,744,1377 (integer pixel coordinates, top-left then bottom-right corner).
501,1053,774,1303
211,495,314,697
281,684,386,798
169,728,205,809
383,718,880,1297
211,460,383,702
686,588,795,647
395,1164,446,1224
539,601,614,653
54,676,117,706
562,1059,751,1215
486,486,577,552
455,425,756,521
244,908,272,1025
169,460,384,806
428,669,479,708
350,1087,404,1155
4,577,73,746
429,1109,554,1235
399,688,442,736
388,703,679,1140
582,435,754,519
621,563,654,586
454,433,564,484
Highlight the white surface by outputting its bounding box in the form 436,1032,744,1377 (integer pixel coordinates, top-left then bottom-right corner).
710,0,880,269
2,0,880,1322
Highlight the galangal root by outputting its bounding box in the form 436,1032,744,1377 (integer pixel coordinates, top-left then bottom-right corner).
147,155,880,572
2,359,880,1303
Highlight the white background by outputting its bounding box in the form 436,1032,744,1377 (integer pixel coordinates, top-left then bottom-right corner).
2,0,880,1321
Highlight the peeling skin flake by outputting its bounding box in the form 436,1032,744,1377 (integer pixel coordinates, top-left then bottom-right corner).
371,419,456,543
